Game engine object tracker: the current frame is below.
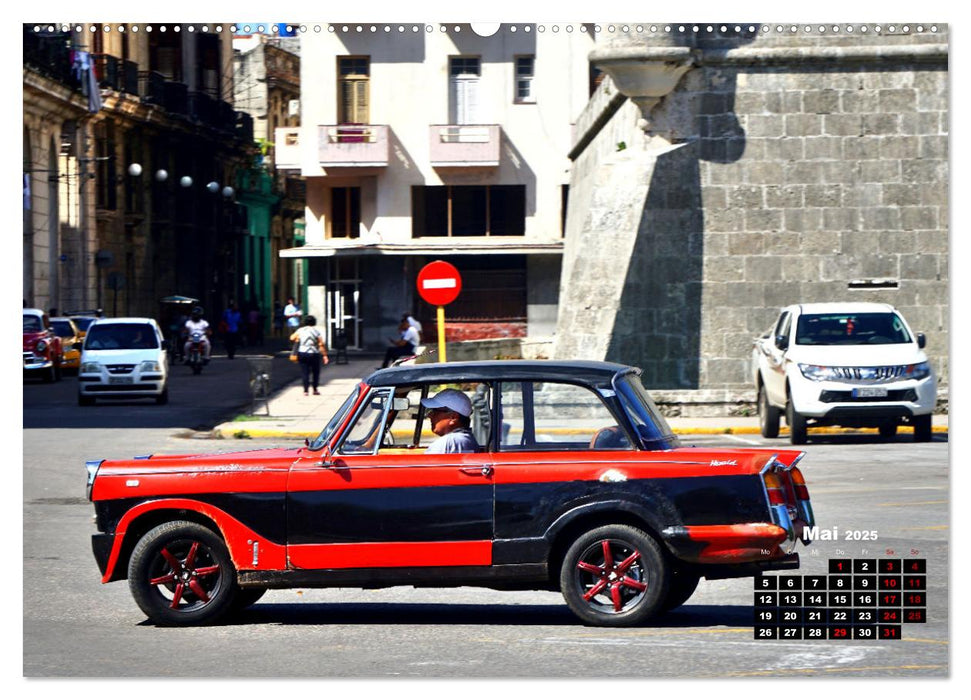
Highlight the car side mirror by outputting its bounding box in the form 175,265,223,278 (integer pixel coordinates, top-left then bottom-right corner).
775,334,789,350
917,332,926,349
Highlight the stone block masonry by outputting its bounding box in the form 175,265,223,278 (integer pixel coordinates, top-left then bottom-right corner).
555,26,948,412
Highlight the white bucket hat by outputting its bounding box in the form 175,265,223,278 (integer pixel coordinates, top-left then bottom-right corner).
421,388,472,417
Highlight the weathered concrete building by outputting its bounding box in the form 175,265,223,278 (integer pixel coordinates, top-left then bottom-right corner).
555,24,948,413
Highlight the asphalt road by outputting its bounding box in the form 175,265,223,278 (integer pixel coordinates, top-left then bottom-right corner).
21,406,951,682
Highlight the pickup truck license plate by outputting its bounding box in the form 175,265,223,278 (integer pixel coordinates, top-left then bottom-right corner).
109,376,134,385
853,386,888,398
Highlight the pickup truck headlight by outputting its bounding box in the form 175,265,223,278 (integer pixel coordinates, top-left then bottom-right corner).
139,360,161,372
798,364,840,381
902,362,932,380
80,362,102,373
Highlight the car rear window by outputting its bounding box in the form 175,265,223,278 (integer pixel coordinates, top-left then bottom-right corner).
84,323,159,350
796,313,912,345
51,320,74,338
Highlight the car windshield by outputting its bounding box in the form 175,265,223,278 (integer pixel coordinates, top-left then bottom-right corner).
613,373,680,451
23,315,43,332
84,323,159,350
308,386,361,450
51,321,75,338
71,317,96,331
796,312,912,345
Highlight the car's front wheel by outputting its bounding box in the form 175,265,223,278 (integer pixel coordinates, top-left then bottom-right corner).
786,395,808,445
128,521,237,626
913,414,933,442
758,383,780,438
560,524,668,627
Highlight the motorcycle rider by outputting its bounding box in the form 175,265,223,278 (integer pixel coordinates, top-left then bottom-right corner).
183,307,212,364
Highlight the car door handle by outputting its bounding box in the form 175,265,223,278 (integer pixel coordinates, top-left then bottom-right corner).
460,465,493,477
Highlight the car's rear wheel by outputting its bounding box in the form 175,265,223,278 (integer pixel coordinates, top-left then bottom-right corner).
661,570,701,612
786,395,808,445
128,521,237,626
758,384,780,438
913,414,932,442
560,524,668,627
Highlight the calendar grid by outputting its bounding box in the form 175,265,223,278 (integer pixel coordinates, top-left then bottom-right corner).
754,559,926,640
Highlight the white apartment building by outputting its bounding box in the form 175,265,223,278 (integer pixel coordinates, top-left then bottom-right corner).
276,24,594,351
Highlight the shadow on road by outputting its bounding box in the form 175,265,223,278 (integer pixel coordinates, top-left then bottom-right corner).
137,601,756,628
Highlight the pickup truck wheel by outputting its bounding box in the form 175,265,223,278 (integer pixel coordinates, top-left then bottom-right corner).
786,399,808,445
878,422,898,439
560,525,668,627
661,570,701,612
758,385,780,438
913,414,932,442
128,521,237,627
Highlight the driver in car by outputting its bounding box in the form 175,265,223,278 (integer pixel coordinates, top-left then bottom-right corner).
421,389,480,454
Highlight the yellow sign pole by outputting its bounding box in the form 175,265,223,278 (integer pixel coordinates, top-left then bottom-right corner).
437,305,447,362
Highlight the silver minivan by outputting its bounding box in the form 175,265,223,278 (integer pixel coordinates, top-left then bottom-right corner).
78,318,169,405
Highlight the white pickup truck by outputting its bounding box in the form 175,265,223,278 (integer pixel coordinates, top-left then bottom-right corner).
752,302,936,444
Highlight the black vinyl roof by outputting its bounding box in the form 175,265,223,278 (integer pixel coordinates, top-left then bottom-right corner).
364,360,637,388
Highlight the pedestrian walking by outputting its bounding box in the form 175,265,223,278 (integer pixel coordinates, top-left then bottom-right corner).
220,302,241,359
290,315,329,395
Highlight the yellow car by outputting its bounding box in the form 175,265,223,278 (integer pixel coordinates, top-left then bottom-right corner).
50,317,82,373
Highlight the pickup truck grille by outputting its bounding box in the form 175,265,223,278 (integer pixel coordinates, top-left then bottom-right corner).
828,366,911,381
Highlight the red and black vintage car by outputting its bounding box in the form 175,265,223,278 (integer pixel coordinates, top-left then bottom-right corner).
86,361,814,626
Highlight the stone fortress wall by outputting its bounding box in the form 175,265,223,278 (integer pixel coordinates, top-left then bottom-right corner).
553,24,948,415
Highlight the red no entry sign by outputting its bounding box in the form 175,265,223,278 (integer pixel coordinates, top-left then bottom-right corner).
417,260,462,306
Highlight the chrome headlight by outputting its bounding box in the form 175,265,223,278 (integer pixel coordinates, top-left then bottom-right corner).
80,362,102,373
35,339,48,353
798,364,840,382
85,460,103,501
139,360,161,372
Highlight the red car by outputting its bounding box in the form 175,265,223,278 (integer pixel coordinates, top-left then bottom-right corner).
86,361,814,627
23,308,63,382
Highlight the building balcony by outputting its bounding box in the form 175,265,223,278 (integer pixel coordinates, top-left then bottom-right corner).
317,124,390,168
429,125,501,167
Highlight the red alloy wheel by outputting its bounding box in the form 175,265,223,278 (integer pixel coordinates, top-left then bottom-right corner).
129,521,237,626
148,540,222,610
574,538,648,614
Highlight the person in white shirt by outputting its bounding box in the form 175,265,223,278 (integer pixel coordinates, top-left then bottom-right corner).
382,317,420,367
183,307,212,362
284,297,302,331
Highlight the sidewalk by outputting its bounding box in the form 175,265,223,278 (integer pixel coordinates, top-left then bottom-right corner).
211,356,948,440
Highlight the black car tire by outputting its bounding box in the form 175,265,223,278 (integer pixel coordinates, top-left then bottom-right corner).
560,524,669,627
879,422,898,439
786,396,808,445
128,521,237,626
78,394,95,406
758,384,781,439
661,570,701,612
156,386,169,405
231,586,268,613
913,414,933,442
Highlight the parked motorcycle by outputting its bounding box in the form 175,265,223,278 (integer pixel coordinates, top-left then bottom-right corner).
186,329,206,375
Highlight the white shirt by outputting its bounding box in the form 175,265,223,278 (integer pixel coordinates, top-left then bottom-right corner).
284,303,301,328
401,325,420,348
185,319,209,335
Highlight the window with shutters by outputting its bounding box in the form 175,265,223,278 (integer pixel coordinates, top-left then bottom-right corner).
449,57,481,124
337,57,370,126
411,185,525,237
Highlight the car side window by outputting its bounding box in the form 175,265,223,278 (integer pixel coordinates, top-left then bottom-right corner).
498,381,631,451
775,312,791,346
338,388,393,455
